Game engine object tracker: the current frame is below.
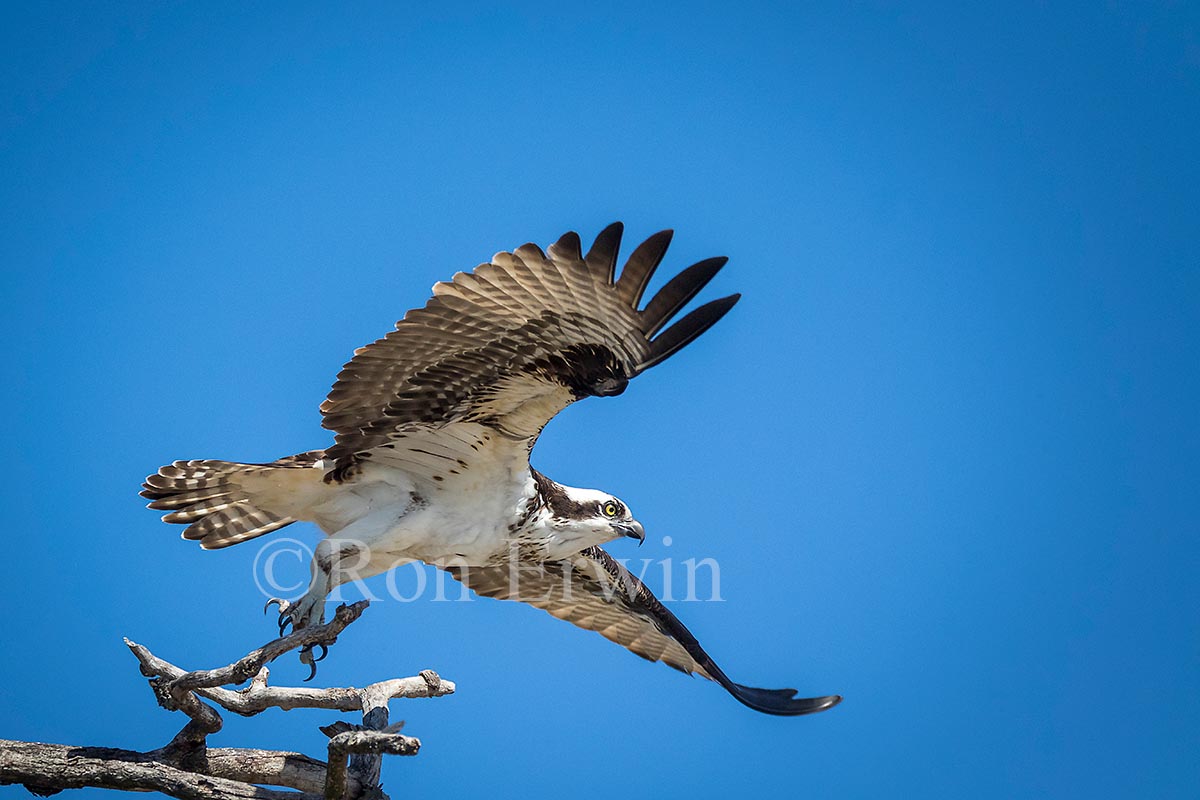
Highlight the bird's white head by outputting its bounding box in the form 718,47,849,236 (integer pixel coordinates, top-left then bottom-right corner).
529,471,645,558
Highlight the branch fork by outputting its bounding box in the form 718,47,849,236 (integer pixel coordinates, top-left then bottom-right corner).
0,602,455,800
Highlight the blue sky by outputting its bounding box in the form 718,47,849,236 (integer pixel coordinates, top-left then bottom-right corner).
2,2,1197,797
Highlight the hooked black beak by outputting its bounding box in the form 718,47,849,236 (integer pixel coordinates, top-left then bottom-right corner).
615,521,645,545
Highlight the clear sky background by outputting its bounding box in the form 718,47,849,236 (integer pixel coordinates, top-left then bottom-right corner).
2,3,1197,798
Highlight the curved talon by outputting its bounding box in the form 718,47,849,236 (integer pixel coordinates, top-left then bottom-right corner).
312,644,329,662
264,597,289,615
268,598,296,637
299,645,319,682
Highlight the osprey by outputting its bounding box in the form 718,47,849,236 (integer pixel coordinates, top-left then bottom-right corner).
142,223,840,716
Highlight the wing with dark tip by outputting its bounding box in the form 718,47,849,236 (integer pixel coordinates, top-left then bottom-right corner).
320,224,739,461
443,547,841,717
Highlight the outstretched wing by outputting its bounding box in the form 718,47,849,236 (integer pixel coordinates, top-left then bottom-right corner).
444,547,841,716
320,223,738,462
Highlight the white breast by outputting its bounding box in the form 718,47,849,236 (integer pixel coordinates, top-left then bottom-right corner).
314,422,538,566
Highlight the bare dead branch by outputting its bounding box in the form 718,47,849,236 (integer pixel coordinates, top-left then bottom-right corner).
346,668,447,794
128,643,455,718
204,749,361,797
167,601,370,695
0,740,321,800
325,731,420,800
2,601,454,800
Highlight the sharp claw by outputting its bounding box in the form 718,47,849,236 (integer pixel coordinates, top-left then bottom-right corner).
264,597,289,615
313,644,328,662
300,645,319,682
268,598,296,637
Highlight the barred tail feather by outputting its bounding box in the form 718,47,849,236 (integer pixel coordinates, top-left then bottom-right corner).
141,451,326,549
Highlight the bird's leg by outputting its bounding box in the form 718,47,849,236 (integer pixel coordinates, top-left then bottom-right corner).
263,538,349,679
269,542,332,632
264,536,387,679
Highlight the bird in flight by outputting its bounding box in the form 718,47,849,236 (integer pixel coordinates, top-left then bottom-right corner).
142,223,841,716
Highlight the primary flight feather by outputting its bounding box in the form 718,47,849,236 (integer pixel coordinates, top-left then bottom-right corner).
142,223,840,716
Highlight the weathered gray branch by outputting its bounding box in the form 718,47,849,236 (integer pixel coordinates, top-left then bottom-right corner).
127,643,454,717
0,602,455,800
0,740,321,800
206,748,356,796
326,731,419,800
166,601,371,696
344,669,434,797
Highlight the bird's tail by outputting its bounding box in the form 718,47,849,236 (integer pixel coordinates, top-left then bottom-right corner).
141,451,327,549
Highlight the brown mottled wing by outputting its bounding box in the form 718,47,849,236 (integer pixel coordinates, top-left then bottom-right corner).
319,224,738,461
445,547,842,716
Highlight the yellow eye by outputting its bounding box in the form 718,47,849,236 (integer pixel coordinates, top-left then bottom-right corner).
603,502,618,517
